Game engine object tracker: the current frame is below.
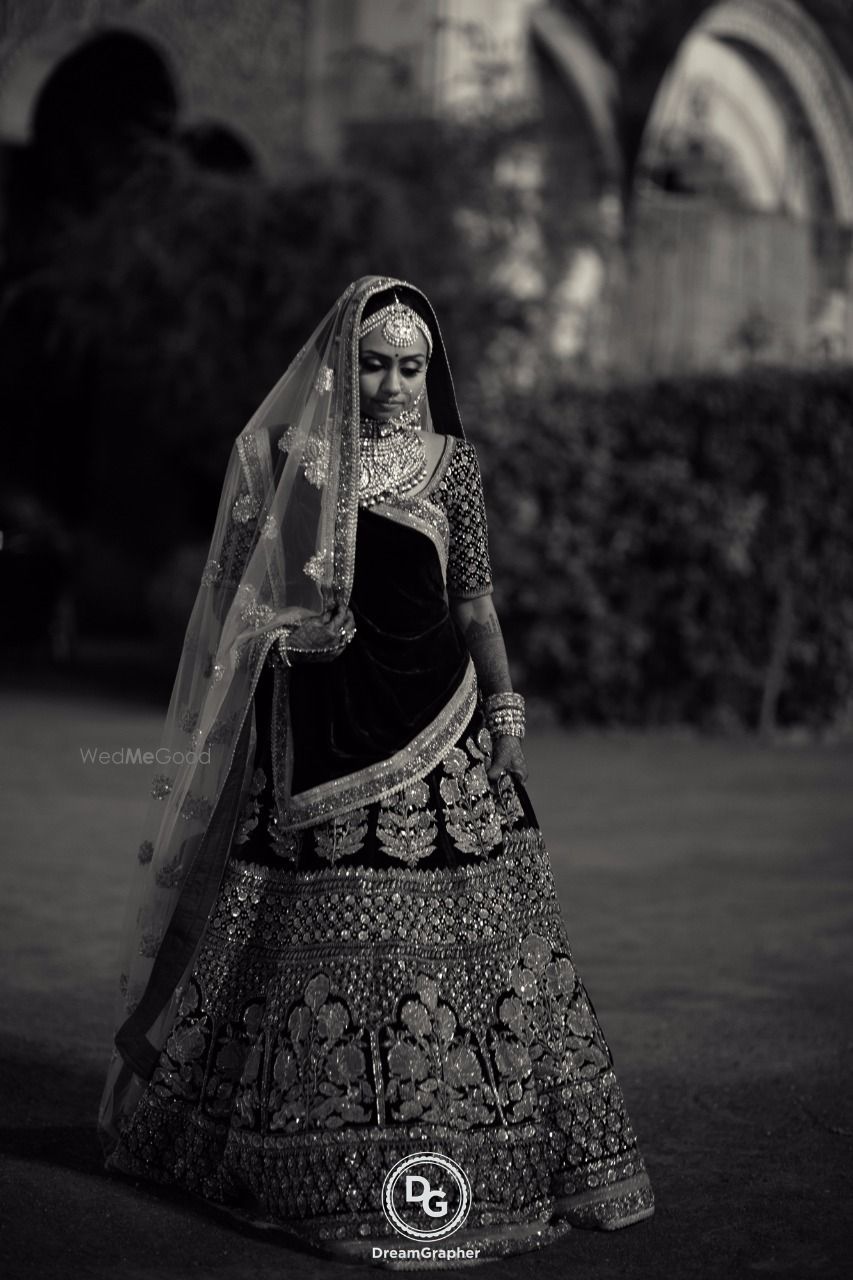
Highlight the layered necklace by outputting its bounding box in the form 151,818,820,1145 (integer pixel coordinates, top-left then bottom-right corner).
358,403,426,507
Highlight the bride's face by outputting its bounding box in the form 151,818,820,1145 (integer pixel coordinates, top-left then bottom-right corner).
359,328,429,421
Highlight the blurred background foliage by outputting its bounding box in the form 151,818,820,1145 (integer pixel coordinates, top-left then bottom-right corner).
0,110,542,660
481,369,853,734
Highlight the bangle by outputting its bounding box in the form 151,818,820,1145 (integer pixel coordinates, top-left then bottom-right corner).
483,691,525,739
275,630,291,667
484,692,524,709
489,722,525,739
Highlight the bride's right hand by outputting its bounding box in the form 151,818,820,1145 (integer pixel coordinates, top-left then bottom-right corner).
278,601,356,662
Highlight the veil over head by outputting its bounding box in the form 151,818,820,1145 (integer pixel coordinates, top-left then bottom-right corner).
98,275,466,1156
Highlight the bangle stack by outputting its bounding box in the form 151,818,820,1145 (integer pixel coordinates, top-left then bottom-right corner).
483,691,526,739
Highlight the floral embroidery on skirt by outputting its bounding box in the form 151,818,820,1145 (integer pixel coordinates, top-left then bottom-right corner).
105,702,655,1263
376,780,438,866
108,852,653,1262
228,708,529,875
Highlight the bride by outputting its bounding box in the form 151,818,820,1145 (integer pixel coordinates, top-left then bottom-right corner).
98,275,654,1266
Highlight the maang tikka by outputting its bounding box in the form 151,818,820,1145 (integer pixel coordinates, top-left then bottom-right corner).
357,293,434,358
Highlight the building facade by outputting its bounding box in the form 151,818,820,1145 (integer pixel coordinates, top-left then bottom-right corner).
1,0,851,375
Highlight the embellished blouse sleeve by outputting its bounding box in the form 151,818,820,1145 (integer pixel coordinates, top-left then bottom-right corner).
438,439,494,599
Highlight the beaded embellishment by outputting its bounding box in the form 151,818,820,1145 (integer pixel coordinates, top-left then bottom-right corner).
357,294,433,357
358,419,427,508
108,832,654,1255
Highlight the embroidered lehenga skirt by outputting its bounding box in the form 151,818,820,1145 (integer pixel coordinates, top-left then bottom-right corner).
105,462,654,1267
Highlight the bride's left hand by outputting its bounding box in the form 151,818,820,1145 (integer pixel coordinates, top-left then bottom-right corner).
487,734,528,783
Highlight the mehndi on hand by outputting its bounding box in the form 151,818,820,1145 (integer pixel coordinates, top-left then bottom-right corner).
487,733,528,783
275,601,357,664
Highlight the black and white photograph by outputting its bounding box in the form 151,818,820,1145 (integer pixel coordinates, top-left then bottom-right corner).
1,1,851,1277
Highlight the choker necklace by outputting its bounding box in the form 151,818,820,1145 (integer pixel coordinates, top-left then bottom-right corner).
361,402,422,433
359,411,426,507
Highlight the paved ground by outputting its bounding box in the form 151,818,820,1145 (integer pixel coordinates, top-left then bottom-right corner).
1,687,852,1279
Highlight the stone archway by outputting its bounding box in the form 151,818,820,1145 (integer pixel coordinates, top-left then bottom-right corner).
535,0,853,218
0,23,185,571
625,0,853,373
699,0,853,224
534,0,853,373
637,0,853,226
0,21,181,148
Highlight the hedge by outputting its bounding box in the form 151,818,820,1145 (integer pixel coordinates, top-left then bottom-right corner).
476,367,853,733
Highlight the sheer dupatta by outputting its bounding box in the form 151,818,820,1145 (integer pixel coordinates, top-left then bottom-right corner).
97,275,466,1157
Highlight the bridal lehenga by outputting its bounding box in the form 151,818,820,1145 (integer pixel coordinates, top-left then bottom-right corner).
98,277,654,1268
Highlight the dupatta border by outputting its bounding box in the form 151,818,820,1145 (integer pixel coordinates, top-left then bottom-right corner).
334,278,467,609
113,624,289,1078
275,657,477,830
335,277,406,608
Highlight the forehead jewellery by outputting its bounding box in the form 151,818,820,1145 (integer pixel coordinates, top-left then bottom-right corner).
357,293,434,358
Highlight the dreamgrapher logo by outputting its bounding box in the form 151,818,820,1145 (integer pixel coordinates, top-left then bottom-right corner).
372,1151,480,1263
